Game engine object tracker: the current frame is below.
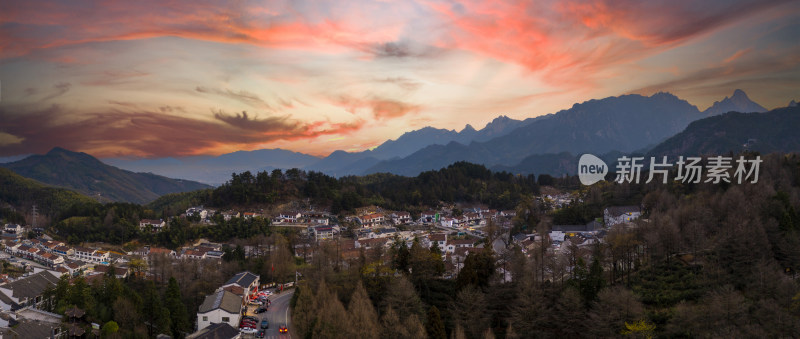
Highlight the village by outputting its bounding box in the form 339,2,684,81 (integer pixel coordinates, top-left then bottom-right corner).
0,191,643,337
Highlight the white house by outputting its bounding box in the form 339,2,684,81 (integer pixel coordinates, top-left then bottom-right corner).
278,211,302,223
445,239,474,254
3,224,24,236
0,270,60,311
391,212,412,225
196,289,242,331
139,219,166,232
222,271,260,301
604,206,641,226
358,213,385,228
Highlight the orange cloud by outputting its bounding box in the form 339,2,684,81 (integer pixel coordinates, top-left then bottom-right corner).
425,0,789,87
332,95,421,120
0,104,366,158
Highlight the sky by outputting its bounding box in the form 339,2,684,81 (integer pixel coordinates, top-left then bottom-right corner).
1,0,799,158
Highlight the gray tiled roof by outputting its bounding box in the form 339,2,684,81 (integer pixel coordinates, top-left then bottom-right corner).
186,322,240,339
223,271,258,288
2,271,60,300
198,290,240,314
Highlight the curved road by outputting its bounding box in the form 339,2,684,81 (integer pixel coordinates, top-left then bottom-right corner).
255,289,295,339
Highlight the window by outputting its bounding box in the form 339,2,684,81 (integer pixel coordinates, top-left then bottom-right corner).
202,316,208,321
222,317,230,322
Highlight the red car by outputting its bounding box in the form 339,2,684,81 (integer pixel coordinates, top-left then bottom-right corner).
279,324,288,333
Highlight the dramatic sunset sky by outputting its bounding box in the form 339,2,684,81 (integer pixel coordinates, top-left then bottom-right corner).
1,0,799,158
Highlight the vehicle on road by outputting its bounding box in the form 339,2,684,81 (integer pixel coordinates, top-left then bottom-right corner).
241,327,258,334
255,306,267,313
256,330,265,338
261,320,269,329
279,324,288,333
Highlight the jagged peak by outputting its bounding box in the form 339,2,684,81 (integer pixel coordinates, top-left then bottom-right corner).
731,88,748,99
461,124,476,133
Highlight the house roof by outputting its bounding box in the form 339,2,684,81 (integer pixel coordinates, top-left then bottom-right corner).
429,234,446,242
552,225,590,232
448,239,474,246
222,285,244,296
0,319,60,338
140,219,163,224
1,271,60,300
314,226,333,232
224,271,259,288
149,247,173,255
606,205,641,217
187,322,241,339
198,289,241,314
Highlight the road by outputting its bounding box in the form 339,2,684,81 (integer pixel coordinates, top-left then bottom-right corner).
255,289,295,339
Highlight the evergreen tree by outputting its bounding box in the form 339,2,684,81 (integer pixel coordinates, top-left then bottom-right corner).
425,306,447,339
347,281,380,339
164,277,188,337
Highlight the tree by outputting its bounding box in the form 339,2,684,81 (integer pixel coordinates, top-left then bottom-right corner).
456,249,495,289
392,238,410,273
312,286,348,339
450,285,489,339
101,321,120,338
292,285,317,339
621,320,655,339
381,276,424,321
164,277,188,338
113,297,140,334
142,282,170,337
425,306,446,339
381,306,404,339
587,286,645,337
404,314,428,339
410,237,444,284
348,281,379,339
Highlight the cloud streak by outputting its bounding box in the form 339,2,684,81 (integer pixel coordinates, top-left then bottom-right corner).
0,104,365,157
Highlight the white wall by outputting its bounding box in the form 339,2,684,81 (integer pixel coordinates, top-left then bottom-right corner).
196,309,240,331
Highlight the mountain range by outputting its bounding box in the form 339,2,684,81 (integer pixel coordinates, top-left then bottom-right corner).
1,148,210,204
2,89,790,191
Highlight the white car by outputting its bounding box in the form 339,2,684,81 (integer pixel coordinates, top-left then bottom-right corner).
240,327,258,334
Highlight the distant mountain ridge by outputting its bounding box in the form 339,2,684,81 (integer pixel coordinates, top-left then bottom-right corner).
2,148,210,204
649,105,800,157
106,148,320,185
363,92,705,176
303,114,533,175
11,89,779,183
702,89,767,115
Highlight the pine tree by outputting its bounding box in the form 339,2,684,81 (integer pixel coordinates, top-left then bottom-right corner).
425,306,447,339
347,281,380,339
404,313,428,338
164,277,188,338
292,285,317,338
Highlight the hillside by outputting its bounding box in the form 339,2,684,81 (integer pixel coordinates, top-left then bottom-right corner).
2,148,210,204
0,167,98,221
649,106,800,157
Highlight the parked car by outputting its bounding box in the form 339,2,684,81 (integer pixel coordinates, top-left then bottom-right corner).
255,307,267,313
256,330,265,338
241,327,258,334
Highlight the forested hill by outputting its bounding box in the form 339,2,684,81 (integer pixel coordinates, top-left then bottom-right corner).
2,147,210,204
149,162,541,215
0,167,98,224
